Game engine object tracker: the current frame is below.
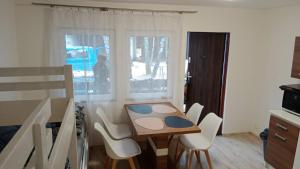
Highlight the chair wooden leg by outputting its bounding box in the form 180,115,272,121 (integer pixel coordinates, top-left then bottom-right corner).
128,158,136,169
174,139,180,160
176,149,184,166
111,159,118,169
105,157,112,169
185,150,190,169
168,135,174,145
187,150,195,169
195,150,201,163
204,150,213,169
195,150,203,169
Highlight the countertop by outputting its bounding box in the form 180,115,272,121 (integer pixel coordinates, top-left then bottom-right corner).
270,109,300,128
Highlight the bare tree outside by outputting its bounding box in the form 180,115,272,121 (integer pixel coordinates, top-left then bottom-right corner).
130,36,169,94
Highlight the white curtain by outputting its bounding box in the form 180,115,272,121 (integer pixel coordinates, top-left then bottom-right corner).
49,7,182,145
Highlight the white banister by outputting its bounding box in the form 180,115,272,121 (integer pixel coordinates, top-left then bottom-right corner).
0,98,51,169
48,98,78,169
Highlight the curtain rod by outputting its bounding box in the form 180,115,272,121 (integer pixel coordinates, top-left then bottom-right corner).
31,2,198,14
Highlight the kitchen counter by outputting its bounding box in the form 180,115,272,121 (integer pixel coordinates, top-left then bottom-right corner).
270,109,300,169
270,109,300,128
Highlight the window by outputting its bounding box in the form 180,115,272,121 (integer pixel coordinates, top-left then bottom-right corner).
51,10,181,104
129,35,169,98
64,32,113,99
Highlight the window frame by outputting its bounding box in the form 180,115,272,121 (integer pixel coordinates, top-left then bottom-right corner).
61,29,116,101
125,31,175,100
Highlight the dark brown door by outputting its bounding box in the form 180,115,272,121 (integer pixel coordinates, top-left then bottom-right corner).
185,32,229,133
291,37,300,79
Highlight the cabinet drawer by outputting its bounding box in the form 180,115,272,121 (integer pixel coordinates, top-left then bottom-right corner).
267,134,295,169
266,115,299,169
269,116,299,145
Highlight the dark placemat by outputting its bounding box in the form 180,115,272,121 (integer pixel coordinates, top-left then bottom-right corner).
165,116,193,128
128,104,153,114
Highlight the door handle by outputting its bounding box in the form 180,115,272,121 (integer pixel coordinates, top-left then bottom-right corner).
186,72,192,81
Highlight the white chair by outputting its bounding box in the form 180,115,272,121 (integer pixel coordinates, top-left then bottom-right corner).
172,103,204,151
186,103,204,125
96,107,132,140
176,113,223,169
94,122,141,169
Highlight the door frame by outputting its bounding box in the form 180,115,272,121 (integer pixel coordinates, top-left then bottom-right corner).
218,33,230,119
219,33,230,134
185,32,230,134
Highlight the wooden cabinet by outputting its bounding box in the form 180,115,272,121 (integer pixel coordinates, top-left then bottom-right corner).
266,115,299,169
292,37,300,78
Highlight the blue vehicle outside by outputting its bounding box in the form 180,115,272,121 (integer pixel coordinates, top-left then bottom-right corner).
65,46,109,95
65,46,101,72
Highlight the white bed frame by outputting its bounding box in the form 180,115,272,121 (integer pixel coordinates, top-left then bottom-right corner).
0,65,78,169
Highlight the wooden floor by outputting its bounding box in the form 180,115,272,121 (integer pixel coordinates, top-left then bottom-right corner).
88,133,266,169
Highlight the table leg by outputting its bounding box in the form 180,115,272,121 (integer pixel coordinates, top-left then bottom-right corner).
148,136,169,169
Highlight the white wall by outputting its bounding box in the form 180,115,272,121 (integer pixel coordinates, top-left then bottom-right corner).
15,2,47,67
0,0,18,67
0,0,19,100
180,7,268,134
15,0,268,141
252,6,300,135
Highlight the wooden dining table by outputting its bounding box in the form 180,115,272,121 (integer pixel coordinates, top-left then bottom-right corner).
124,102,201,169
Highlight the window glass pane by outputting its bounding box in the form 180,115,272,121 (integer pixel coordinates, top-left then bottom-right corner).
65,33,112,96
129,36,169,94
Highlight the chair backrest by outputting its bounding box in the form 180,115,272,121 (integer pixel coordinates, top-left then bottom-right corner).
186,103,204,124
198,113,222,147
94,122,119,158
96,107,114,132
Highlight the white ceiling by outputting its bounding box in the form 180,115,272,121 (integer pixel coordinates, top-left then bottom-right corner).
89,0,300,9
